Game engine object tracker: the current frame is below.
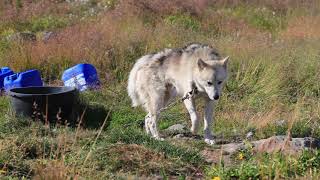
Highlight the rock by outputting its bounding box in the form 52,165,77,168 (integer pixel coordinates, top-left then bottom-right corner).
252,136,320,155
173,134,184,139
246,131,254,139
200,135,320,165
252,136,288,153
201,148,233,165
166,124,186,133
275,119,286,126
42,31,57,43
304,137,320,148
221,143,245,155
7,32,36,42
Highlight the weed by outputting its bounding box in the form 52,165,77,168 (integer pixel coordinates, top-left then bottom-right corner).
1,0,320,179
30,16,68,33
207,151,320,179
164,13,201,31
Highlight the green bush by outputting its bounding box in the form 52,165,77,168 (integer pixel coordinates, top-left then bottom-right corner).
164,14,201,31
30,16,68,32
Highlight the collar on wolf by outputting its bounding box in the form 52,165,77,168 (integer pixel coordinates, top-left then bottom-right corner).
182,83,198,101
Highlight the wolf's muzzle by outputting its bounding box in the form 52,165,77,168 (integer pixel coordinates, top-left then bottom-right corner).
213,94,220,100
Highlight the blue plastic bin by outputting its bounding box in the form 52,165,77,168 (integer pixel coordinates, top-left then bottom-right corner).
4,69,43,91
62,64,100,91
0,67,14,89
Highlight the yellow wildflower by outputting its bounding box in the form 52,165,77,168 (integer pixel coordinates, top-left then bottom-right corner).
238,152,244,160
212,176,221,180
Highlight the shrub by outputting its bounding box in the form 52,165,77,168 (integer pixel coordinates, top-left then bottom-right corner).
30,16,68,32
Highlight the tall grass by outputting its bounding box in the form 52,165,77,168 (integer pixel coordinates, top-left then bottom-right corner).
0,0,320,179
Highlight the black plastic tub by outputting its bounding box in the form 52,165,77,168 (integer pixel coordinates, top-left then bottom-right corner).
8,86,78,124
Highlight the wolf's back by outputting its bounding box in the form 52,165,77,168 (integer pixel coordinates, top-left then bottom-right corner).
128,49,174,107
127,55,151,107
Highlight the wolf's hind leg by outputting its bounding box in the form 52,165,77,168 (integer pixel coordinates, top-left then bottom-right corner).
148,113,163,140
203,99,215,145
183,98,199,134
147,94,165,140
145,113,151,135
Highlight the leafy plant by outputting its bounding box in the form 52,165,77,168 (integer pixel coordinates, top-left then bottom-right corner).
164,14,201,31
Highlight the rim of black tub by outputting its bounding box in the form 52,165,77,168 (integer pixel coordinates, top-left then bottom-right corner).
8,86,77,97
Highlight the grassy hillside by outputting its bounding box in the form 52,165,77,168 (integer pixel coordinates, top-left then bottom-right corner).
1,0,320,179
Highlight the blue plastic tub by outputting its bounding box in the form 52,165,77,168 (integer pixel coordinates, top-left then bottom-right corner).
4,69,43,91
0,67,14,89
62,64,100,91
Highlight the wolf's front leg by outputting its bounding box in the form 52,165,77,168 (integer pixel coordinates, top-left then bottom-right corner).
204,99,215,145
183,98,199,134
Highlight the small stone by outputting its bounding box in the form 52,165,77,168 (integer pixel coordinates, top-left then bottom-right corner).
166,124,186,132
246,131,254,139
173,134,184,139
275,119,286,126
42,31,57,42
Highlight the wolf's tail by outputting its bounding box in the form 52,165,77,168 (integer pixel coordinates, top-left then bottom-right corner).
127,55,150,107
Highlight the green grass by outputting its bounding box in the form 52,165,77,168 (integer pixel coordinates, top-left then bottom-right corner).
207,150,320,179
221,6,287,34
164,13,201,31
0,0,320,179
0,16,69,36
29,16,68,33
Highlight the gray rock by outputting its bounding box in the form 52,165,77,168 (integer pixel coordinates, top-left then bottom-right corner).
7,32,36,42
275,119,286,126
166,124,186,132
42,31,57,42
221,143,245,155
246,131,254,139
173,134,184,139
304,137,320,148
200,136,320,165
252,136,319,154
214,136,319,157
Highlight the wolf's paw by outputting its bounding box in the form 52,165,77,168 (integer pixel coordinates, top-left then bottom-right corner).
145,128,151,135
204,138,215,145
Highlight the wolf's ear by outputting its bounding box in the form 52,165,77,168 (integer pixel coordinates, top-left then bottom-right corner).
221,56,229,68
197,58,207,70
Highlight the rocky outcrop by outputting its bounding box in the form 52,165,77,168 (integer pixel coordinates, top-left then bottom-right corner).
7,32,36,42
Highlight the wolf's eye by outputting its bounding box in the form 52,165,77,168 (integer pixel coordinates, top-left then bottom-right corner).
207,81,213,86
217,81,223,85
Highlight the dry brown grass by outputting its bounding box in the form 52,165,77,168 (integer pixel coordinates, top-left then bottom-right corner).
106,144,168,172
0,0,71,21
281,15,320,40
210,0,319,12
1,0,320,179
1,0,318,135
2,0,318,81
33,160,76,180
115,0,209,17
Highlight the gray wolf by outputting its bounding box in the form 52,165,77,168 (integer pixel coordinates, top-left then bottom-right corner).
127,43,229,145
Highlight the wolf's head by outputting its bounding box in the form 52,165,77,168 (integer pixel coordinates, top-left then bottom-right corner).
194,57,229,100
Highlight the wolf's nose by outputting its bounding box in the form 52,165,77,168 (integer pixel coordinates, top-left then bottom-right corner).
214,95,220,100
